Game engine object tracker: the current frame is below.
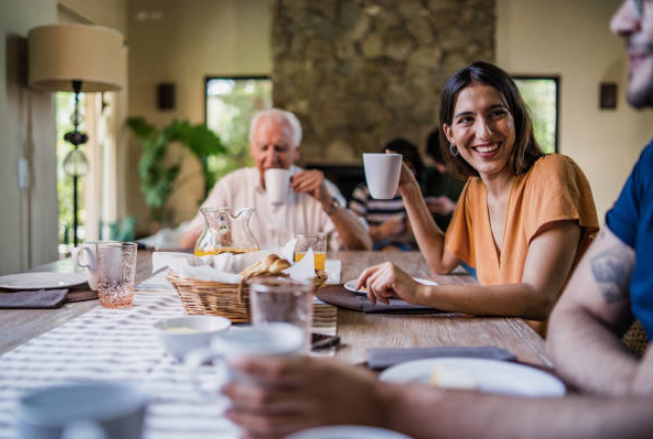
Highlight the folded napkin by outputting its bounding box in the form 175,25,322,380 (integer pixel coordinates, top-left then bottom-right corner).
367,346,518,370
355,296,440,314
178,265,243,283
0,289,68,309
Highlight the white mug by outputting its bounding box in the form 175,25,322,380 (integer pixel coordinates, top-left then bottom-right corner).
17,381,148,439
363,153,403,199
72,241,99,290
264,168,291,205
185,323,305,398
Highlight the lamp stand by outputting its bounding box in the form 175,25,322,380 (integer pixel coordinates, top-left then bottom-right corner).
63,80,89,246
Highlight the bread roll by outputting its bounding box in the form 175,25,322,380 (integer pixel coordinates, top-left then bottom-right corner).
239,254,291,278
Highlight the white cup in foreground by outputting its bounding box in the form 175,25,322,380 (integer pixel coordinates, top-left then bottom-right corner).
185,323,305,398
363,153,402,199
17,381,148,439
265,168,291,205
72,241,99,290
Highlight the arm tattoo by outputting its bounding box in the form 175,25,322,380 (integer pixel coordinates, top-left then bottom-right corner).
590,248,631,304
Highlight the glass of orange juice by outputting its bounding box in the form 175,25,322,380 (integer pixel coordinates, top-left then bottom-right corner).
295,232,326,271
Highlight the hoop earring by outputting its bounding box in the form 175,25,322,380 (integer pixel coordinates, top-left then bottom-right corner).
449,142,459,157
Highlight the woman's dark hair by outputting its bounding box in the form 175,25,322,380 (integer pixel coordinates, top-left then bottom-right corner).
438,61,544,180
383,138,424,179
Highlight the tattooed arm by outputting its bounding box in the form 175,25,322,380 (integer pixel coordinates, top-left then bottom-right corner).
547,227,644,396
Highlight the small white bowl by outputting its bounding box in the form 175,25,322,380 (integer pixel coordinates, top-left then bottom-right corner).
153,316,232,360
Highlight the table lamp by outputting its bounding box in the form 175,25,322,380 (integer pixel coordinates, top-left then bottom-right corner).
28,23,125,246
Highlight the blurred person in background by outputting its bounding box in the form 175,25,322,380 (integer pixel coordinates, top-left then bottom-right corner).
421,128,465,231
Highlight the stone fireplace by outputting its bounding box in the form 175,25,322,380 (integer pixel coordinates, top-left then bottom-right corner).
271,0,496,163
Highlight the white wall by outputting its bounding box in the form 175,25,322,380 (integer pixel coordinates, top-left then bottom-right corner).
497,0,653,222
0,0,58,275
127,0,271,231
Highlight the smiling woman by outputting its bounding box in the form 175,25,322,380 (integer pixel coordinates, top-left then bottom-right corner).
357,62,600,334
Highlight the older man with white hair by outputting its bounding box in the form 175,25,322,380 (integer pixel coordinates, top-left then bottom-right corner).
179,108,371,250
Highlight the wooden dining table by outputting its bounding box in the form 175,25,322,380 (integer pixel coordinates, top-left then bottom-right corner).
0,250,550,368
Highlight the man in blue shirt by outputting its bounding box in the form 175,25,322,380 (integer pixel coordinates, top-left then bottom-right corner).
221,2,653,437
547,0,653,395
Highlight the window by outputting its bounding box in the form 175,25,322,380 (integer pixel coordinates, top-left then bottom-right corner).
514,76,559,154
55,92,88,257
205,76,272,183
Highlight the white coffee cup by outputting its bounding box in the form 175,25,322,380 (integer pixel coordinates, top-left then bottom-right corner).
264,168,291,205
72,241,99,290
17,381,148,439
185,323,305,398
363,153,403,199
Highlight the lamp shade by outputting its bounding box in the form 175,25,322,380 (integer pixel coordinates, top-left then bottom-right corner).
28,23,125,92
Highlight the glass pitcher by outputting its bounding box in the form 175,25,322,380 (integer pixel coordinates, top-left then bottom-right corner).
194,207,260,256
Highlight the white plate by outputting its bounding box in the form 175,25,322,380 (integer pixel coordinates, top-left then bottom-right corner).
0,272,87,290
380,358,565,397
343,278,437,294
285,425,413,439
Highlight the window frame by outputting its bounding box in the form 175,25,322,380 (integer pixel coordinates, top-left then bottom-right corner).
203,75,271,126
512,75,560,153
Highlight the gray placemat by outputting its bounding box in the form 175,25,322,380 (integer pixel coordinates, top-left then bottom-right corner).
367,346,517,369
356,296,440,314
0,288,68,309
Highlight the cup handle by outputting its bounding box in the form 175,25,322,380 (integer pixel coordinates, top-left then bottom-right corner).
184,347,228,401
74,247,96,271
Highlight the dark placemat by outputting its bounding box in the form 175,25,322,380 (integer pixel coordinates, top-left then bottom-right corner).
367,346,518,370
0,289,68,309
316,285,441,314
66,288,98,302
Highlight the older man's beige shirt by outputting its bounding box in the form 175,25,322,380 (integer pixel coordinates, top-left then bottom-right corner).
188,166,347,250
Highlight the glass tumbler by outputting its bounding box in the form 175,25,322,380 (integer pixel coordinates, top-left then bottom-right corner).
294,232,327,271
248,278,314,352
96,242,138,309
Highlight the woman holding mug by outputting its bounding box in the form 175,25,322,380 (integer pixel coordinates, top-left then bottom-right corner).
357,62,599,333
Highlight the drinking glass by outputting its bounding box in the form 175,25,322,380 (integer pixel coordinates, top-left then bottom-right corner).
96,242,138,309
248,278,314,352
295,232,327,271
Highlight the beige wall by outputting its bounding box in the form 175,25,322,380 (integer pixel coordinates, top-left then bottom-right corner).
497,0,652,222
58,0,128,36
0,0,58,275
127,0,271,233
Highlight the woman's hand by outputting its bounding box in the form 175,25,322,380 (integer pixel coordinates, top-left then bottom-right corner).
356,262,421,305
385,149,420,196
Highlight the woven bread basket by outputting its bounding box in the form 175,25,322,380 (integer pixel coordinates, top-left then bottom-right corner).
166,270,328,323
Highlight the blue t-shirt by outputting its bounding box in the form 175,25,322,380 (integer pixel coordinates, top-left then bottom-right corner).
606,140,653,340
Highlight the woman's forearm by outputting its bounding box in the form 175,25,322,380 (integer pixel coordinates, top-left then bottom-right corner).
414,283,555,320
400,183,453,273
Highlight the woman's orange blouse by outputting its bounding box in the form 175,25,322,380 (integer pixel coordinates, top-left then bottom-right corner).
445,154,599,286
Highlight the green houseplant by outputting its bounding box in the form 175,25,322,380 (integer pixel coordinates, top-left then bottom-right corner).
127,117,226,224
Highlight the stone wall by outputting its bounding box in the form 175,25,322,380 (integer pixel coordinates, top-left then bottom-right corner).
272,0,495,162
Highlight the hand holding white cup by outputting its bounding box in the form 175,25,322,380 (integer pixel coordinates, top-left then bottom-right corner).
185,323,305,399
363,153,403,199
264,168,291,205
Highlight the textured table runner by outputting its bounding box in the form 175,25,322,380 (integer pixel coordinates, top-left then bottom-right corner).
0,274,337,439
